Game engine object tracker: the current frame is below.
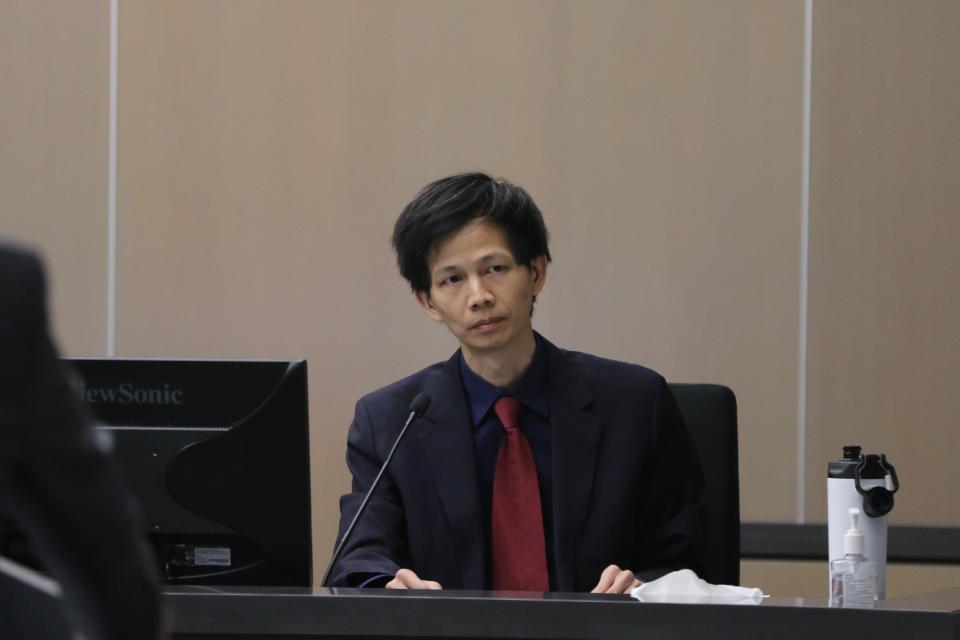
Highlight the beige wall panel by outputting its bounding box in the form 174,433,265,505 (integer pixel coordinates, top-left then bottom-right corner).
0,1,109,354
806,2,960,525
531,1,804,527
742,560,960,600
118,1,803,581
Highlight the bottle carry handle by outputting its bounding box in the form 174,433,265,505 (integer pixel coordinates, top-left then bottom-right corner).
855,454,899,518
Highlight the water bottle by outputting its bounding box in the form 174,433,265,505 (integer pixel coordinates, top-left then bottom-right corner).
827,445,899,599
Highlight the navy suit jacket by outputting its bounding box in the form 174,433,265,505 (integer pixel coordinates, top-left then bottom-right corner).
331,335,706,591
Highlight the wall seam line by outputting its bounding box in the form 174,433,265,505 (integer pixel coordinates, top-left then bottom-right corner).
797,0,814,525
107,0,118,357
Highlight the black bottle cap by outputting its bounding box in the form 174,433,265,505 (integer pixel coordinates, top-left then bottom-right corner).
828,445,863,479
842,445,862,461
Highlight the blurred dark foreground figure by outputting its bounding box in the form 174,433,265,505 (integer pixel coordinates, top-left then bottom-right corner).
0,241,162,640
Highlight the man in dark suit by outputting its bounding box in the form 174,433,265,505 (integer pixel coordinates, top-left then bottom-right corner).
0,241,162,639
331,174,705,593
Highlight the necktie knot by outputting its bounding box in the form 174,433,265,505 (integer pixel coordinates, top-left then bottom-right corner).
494,395,521,431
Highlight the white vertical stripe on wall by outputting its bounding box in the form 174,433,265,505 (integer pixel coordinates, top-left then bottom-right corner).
107,0,118,357
797,0,814,524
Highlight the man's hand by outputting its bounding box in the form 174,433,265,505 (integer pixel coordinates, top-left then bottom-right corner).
590,564,642,594
386,568,443,590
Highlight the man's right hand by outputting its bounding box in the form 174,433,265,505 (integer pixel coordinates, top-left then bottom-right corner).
385,568,443,590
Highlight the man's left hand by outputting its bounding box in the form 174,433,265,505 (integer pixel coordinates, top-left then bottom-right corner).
590,565,642,594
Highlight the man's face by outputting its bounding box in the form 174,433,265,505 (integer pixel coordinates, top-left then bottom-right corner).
416,219,547,361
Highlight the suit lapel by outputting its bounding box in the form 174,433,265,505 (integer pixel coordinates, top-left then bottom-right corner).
544,339,604,591
415,352,485,588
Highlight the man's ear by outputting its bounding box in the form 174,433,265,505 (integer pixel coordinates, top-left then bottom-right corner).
415,290,444,323
529,255,548,296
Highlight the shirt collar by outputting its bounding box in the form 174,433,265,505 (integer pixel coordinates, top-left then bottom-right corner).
459,334,550,426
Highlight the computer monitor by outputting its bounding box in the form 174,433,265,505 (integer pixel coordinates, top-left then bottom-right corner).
65,358,312,587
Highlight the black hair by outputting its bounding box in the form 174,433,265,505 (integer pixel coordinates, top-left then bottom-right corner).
391,172,551,294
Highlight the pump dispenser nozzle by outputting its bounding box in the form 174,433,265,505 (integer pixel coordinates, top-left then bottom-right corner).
844,508,865,556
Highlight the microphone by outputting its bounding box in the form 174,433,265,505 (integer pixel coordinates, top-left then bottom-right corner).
320,392,431,587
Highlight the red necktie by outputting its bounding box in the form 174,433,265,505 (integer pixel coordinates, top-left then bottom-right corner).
491,396,549,591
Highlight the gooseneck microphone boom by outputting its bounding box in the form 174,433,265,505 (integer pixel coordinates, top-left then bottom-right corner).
320,392,431,587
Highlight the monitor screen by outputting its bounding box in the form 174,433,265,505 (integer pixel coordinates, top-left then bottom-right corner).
66,358,312,587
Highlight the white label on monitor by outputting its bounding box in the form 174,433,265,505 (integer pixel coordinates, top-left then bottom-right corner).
194,547,231,566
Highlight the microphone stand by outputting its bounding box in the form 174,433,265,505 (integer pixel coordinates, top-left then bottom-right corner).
320,392,430,587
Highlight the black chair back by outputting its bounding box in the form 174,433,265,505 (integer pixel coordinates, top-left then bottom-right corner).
670,383,740,585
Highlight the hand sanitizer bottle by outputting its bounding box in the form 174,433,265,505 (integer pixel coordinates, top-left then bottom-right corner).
830,508,878,607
